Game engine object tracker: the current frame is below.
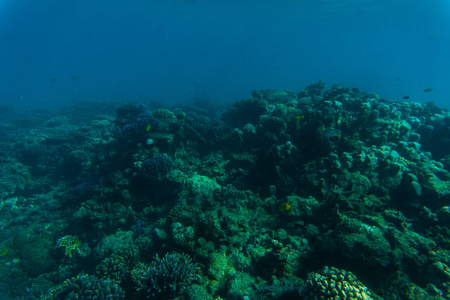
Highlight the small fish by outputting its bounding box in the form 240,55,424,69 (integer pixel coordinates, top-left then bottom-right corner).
70,75,79,81
50,78,57,83
291,115,303,121
324,129,341,138
146,124,151,132
391,106,398,114
279,203,291,211
352,88,359,93
403,96,410,100
423,88,434,93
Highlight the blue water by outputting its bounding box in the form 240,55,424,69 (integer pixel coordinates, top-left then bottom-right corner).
0,0,449,111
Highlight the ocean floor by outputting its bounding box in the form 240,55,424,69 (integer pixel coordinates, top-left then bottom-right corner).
1,81,450,299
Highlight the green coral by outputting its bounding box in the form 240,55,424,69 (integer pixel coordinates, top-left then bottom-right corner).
56,235,87,258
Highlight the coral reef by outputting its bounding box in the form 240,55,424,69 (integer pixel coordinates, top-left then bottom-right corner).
0,82,449,299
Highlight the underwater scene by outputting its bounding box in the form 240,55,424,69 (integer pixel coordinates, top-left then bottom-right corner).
1,83,450,299
1,1,450,300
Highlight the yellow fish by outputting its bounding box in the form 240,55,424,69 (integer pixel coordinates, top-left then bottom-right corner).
146,124,151,132
279,203,291,211
291,115,303,121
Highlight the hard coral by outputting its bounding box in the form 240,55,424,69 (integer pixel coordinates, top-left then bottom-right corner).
131,252,200,298
141,154,174,180
305,266,374,300
122,113,160,137
221,98,267,127
116,103,147,123
45,274,125,300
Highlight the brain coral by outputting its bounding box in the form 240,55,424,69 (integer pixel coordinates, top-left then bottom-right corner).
305,266,373,300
